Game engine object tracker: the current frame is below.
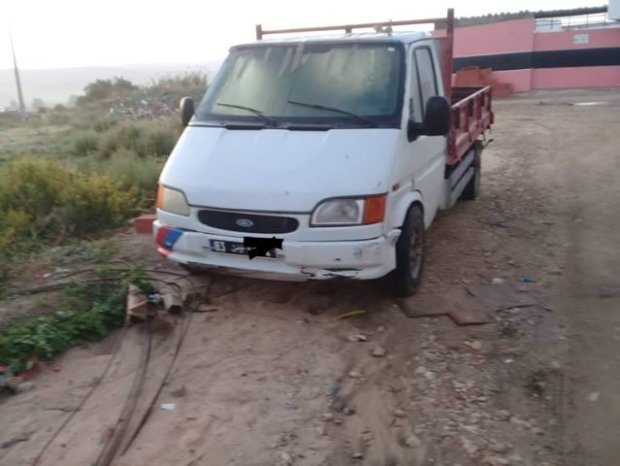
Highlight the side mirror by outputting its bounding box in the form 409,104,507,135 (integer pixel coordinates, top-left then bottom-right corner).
407,96,450,142
179,97,195,127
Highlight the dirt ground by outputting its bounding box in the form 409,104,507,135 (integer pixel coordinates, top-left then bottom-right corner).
1,88,619,466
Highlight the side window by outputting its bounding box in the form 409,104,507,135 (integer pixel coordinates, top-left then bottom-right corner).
408,52,422,121
414,48,438,118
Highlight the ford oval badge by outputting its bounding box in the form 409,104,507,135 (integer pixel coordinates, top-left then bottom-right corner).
236,218,254,228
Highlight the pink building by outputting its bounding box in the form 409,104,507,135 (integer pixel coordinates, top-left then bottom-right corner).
444,8,620,91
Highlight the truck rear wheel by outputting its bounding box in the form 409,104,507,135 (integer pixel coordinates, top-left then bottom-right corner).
461,146,481,200
389,204,425,297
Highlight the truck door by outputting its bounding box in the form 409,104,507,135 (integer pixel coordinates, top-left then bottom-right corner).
406,44,447,227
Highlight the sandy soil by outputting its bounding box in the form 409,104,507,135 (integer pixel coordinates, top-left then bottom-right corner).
1,89,619,466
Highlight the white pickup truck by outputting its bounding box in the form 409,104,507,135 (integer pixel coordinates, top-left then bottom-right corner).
154,9,493,296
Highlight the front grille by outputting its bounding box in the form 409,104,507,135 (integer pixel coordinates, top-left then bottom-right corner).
197,209,299,234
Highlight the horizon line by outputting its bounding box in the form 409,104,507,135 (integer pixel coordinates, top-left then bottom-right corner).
0,59,224,73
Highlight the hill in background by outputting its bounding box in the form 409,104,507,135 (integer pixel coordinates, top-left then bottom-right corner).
0,61,222,109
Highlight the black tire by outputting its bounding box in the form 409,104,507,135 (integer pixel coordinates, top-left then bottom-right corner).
389,204,425,297
461,145,481,201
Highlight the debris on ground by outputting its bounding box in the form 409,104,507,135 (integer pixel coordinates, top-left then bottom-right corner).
0,365,13,391
343,405,355,416
170,385,187,398
597,284,620,299
13,381,35,394
347,334,368,342
335,310,366,320
196,304,218,313
278,451,294,465
1,432,31,449
161,292,183,313
329,383,341,396
371,346,386,357
404,434,422,448
495,409,512,422
448,307,493,326
126,284,150,321
520,275,536,284
5,376,23,392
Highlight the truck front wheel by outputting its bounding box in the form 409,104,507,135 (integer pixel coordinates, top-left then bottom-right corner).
389,204,425,297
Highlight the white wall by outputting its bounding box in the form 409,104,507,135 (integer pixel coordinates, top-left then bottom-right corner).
609,0,620,20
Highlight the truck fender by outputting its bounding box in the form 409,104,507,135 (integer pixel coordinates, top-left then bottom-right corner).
391,191,424,229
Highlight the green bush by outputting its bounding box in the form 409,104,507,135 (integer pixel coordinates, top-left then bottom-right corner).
104,148,164,199
97,119,179,158
146,72,209,102
148,72,208,92
77,77,138,105
0,210,31,255
144,119,180,156
0,158,138,251
0,158,68,226
61,172,138,235
71,130,100,155
0,281,128,373
44,111,72,126
0,260,9,290
97,122,142,157
93,117,119,133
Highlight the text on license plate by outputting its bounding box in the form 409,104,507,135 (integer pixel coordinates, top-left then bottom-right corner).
209,240,276,258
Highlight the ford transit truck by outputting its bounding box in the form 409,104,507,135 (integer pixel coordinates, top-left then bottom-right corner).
154,9,494,296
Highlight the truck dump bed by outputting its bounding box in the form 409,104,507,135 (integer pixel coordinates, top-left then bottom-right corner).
439,11,493,166
449,86,494,165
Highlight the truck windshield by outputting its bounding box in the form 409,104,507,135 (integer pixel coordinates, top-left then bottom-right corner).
194,42,404,128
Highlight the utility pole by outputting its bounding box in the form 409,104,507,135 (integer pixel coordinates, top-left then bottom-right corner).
9,27,26,115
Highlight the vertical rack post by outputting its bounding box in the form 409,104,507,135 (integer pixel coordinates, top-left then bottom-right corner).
443,8,455,102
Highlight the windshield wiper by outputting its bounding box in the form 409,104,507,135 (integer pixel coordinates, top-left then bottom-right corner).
287,100,379,127
216,102,276,126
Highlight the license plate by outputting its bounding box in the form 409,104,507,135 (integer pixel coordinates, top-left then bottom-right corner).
209,240,277,258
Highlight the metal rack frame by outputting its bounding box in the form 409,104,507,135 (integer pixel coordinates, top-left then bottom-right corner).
256,9,454,40
255,9,455,98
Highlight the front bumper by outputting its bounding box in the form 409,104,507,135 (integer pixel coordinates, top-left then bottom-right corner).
153,220,400,281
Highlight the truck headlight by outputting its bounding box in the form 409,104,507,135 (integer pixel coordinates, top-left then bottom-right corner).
311,195,386,226
157,185,191,216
